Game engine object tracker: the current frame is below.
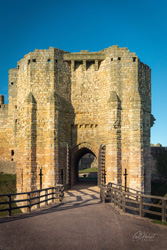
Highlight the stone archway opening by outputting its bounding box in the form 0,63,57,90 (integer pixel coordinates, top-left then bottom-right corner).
72,147,98,186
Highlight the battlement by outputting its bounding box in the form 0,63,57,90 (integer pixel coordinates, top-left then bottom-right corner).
0,95,4,105
63,52,105,61
0,103,8,111
0,95,8,114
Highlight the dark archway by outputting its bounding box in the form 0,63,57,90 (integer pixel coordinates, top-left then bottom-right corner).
71,147,98,187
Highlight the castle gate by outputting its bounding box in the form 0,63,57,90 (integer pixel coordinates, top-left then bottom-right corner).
70,143,99,187
0,46,153,195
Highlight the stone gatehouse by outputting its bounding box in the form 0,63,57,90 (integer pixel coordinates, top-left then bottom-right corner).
0,45,153,194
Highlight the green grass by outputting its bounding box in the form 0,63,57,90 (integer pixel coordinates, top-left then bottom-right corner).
0,173,22,217
79,167,98,173
79,177,97,180
151,220,167,226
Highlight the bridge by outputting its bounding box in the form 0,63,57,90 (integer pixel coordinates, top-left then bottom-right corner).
0,181,167,250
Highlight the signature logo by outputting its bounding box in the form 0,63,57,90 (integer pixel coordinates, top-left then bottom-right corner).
133,231,158,241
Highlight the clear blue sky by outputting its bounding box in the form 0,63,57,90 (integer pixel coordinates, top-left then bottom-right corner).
0,0,166,145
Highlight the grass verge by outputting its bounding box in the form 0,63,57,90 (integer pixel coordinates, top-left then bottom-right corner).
79,168,98,173
151,220,167,226
0,173,22,217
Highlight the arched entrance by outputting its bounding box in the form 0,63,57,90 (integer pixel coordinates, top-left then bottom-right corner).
70,143,99,187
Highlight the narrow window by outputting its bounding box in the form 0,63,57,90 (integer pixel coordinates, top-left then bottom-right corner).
11,82,14,85
111,58,113,61
48,59,51,62
11,150,14,156
15,119,17,131
28,59,30,65
32,59,36,62
55,59,58,63
118,57,121,61
17,65,20,69
133,57,136,62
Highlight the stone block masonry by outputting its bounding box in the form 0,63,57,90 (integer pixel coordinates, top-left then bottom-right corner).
0,45,153,196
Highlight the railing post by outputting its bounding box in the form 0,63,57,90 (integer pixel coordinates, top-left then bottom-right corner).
27,193,31,213
110,189,113,203
139,195,143,217
120,192,123,209
162,198,166,222
45,189,48,206
115,191,118,206
8,194,12,216
37,191,40,209
127,188,129,198
60,187,63,201
122,192,125,213
114,191,116,206
55,187,58,199
52,187,54,203
100,187,102,202
102,188,105,203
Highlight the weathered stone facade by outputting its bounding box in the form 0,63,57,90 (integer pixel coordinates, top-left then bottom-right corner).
0,46,152,194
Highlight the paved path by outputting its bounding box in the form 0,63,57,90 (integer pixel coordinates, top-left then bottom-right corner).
0,182,167,250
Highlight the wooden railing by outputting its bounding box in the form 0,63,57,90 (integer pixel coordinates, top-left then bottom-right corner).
0,185,64,216
100,183,167,222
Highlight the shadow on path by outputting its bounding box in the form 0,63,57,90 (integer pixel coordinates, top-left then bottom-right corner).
0,182,100,224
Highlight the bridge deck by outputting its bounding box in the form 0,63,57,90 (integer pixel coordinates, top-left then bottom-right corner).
64,181,100,206
0,183,167,250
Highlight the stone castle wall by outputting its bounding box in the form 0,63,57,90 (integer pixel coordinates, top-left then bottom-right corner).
151,147,167,181
0,45,152,194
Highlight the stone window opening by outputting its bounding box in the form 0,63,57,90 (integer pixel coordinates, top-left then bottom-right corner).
118,57,121,61
11,82,14,85
55,59,58,63
0,105,1,108
15,119,17,131
28,59,31,65
48,59,51,62
133,57,136,62
86,61,94,70
11,150,14,156
17,65,19,69
111,58,113,61
75,61,83,70
32,59,36,62
11,158,13,161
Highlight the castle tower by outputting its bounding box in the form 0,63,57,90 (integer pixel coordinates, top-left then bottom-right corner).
0,46,152,195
